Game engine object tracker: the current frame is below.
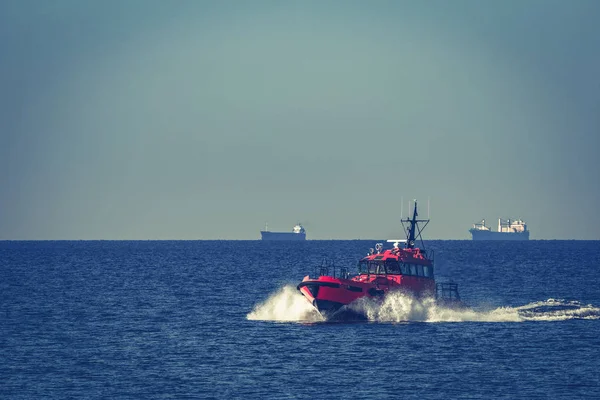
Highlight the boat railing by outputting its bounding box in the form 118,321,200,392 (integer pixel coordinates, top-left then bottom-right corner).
435,282,460,301
340,267,350,279
314,261,351,279
420,249,434,262
318,265,329,277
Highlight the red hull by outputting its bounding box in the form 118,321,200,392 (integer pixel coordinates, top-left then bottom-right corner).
298,273,435,318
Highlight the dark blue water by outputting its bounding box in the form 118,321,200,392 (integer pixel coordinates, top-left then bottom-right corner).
2,240,600,399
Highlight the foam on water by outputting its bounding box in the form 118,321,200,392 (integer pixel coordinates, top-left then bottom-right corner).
247,285,324,322
248,286,600,323
515,298,600,321
346,291,525,323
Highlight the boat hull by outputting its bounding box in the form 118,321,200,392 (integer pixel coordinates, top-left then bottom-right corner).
261,231,306,241
297,275,435,320
469,229,529,240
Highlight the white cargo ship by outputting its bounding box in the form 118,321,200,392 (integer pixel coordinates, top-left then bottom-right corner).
469,218,530,240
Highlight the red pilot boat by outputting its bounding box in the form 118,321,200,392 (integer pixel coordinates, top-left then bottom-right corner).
297,200,460,319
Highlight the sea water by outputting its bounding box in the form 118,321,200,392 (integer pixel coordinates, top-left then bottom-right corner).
1,240,599,399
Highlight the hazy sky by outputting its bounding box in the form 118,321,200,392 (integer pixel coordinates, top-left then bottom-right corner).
1,0,599,240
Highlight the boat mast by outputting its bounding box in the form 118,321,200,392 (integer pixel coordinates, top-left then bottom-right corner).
406,200,418,248
401,199,430,249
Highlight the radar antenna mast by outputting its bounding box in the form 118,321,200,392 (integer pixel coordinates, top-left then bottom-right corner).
401,199,430,249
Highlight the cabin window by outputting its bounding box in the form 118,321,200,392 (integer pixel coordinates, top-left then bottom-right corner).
400,263,409,275
358,262,365,273
359,261,385,274
409,264,417,276
385,260,400,274
423,266,432,278
417,265,424,277
360,261,381,274
358,261,370,274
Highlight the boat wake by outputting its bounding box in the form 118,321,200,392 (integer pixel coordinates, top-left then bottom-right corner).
247,285,600,323
514,299,600,321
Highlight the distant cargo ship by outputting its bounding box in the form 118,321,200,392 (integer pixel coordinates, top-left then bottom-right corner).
260,223,307,241
469,218,530,240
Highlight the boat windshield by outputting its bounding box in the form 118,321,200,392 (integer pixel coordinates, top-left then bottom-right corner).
358,259,401,274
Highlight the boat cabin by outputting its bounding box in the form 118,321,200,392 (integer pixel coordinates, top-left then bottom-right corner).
357,245,435,279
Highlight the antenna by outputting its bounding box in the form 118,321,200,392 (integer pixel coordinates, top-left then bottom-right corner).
400,198,430,250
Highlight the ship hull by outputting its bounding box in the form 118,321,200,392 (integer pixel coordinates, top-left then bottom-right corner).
469,230,529,240
260,231,306,241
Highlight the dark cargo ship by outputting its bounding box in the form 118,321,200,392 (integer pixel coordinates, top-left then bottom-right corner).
260,223,306,241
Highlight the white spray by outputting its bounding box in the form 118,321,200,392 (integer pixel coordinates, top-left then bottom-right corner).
247,286,600,323
247,285,324,322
